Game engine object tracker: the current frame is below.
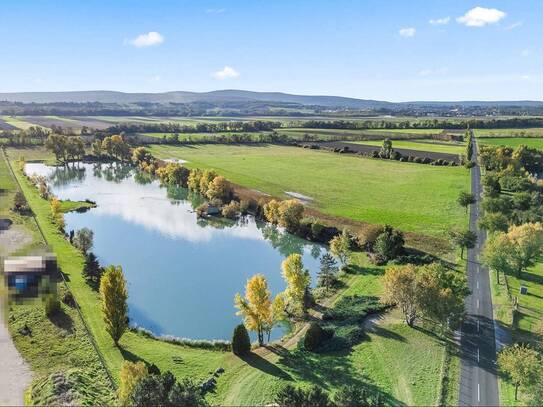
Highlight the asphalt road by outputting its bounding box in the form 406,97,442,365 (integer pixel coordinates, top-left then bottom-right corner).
459,134,500,406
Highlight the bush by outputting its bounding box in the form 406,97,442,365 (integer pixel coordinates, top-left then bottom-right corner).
44,293,61,317
373,225,404,261
231,324,251,355
12,191,28,212
357,225,384,250
413,157,422,163
304,322,325,351
61,290,76,308
239,199,250,215
221,201,240,219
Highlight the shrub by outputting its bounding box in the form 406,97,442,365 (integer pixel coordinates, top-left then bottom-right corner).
61,290,76,307
413,157,422,163
373,225,404,261
357,225,384,250
231,324,251,355
44,293,61,317
221,201,240,219
304,322,333,352
12,191,28,212
239,199,250,215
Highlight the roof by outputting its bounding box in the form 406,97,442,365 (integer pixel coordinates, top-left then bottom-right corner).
3,255,56,274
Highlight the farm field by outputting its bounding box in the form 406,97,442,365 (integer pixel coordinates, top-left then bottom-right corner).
149,144,469,237
0,115,47,130
277,127,443,140
140,131,268,141
351,139,465,154
475,128,543,138
477,137,543,149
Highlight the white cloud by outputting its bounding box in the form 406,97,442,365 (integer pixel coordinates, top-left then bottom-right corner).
429,17,450,25
505,21,523,30
205,8,225,14
399,27,416,37
129,31,164,47
457,7,506,27
212,66,240,80
521,49,532,57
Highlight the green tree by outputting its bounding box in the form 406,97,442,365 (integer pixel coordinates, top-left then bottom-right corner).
478,212,509,234
482,232,514,284
373,225,404,262
334,385,385,407
317,253,339,289
100,265,128,346
83,252,102,288
275,385,333,407
231,324,251,356
507,222,543,278
457,191,476,213
73,227,94,254
449,229,477,259
498,344,541,401
380,138,393,159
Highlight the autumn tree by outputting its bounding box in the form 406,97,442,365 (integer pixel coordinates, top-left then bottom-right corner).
482,232,514,284
277,200,304,233
281,254,311,315
330,229,351,268
206,176,232,202
100,265,128,346
507,222,543,278
263,199,281,224
381,264,418,327
457,191,476,213
50,197,65,231
198,169,218,196
234,274,273,346
119,361,148,405
498,344,541,401
449,229,477,259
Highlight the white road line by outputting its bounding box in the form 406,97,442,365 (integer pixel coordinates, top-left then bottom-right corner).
477,348,480,363
477,280,479,289
478,383,481,402
477,320,480,332
477,299,480,309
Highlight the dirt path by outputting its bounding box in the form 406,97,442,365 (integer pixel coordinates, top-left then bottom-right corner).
0,220,34,405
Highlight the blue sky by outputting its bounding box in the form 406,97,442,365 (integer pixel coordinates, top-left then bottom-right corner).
0,0,541,101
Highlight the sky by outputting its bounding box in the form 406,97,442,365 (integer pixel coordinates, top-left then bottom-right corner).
0,0,541,101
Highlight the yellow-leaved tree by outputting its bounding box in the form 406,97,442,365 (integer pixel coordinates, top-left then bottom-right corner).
507,222,543,278
281,253,311,315
100,265,128,346
381,264,418,327
234,274,273,346
118,361,148,405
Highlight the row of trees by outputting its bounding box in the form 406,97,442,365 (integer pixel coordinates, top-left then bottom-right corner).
91,135,131,161
45,134,85,163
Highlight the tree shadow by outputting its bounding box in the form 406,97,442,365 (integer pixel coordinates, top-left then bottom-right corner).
368,324,407,342
239,351,293,381
49,308,74,333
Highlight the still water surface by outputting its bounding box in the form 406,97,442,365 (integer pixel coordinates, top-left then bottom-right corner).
25,162,326,340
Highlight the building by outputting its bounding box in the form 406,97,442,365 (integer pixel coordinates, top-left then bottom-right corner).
3,255,57,294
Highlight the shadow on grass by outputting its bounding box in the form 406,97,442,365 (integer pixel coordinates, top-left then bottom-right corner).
239,351,293,381
49,308,74,333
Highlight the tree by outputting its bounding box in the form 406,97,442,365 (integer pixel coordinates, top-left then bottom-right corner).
83,252,103,288
317,253,339,289
334,385,385,407
457,191,476,213
45,134,68,163
415,263,469,329
91,139,102,157
381,264,418,327
498,344,540,401
198,169,217,196
275,385,333,407
330,229,351,268
277,199,304,233
482,232,514,285
50,197,65,231
281,253,311,315
380,138,393,159
507,223,543,278
206,176,232,202
234,274,273,346
231,324,251,356
478,212,509,234
449,229,477,259
373,225,404,262
119,361,148,405
156,163,190,187
100,265,128,346
263,199,281,224
12,191,27,212
44,293,61,317
304,322,326,352
73,227,94,254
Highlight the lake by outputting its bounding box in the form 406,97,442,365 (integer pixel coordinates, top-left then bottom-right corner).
25,162,327,340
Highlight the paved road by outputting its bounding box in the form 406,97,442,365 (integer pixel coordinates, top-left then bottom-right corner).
459,134,499,406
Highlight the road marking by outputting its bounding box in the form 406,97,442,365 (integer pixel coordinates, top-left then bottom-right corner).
477,299,480,309
477,347,480,363
478,383,481,402
477,280,479,289
477,320,480,332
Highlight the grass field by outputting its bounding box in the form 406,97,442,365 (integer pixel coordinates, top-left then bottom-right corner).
140,131,268,141
1,116,47,130
475,128,543,138
149,144,469,237
477,137,543,149
351,139,465,155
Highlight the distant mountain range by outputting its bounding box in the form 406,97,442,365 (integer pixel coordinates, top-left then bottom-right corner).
0,89,542,109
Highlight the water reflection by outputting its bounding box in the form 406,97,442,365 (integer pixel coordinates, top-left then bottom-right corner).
25,162,327,340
